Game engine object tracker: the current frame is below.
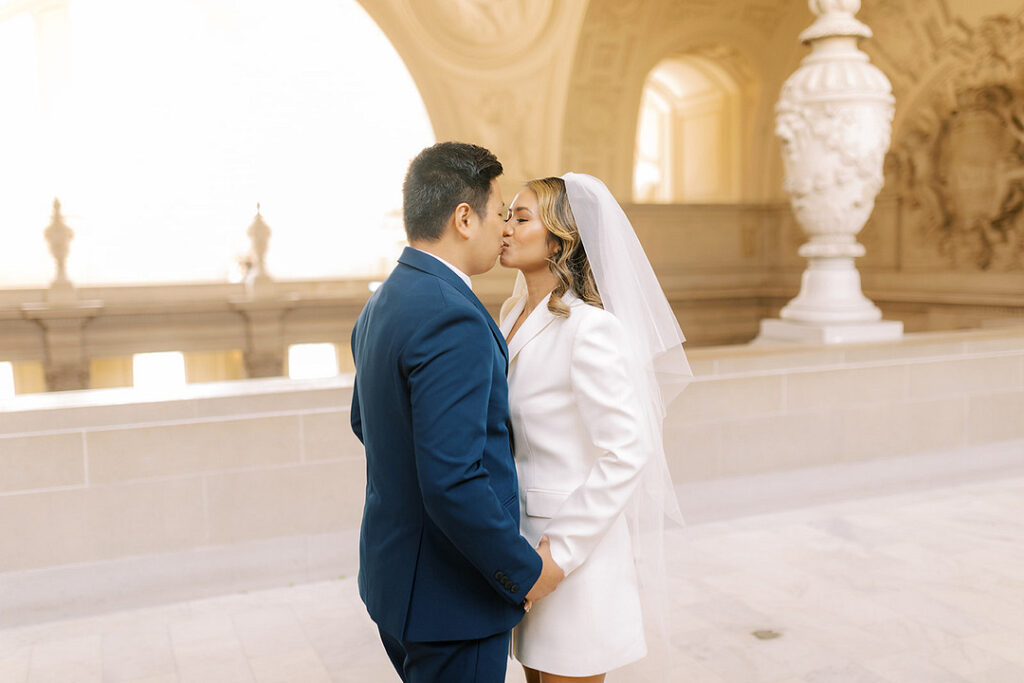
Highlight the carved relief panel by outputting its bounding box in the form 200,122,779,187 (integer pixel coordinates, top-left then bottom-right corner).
877,7,1024,271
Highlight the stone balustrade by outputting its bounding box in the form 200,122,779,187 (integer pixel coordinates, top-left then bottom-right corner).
3,201,1023,394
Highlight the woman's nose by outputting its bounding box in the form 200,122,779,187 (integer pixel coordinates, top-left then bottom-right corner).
502,221,513,237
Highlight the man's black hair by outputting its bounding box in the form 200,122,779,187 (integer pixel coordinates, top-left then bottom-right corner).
402,142,503,242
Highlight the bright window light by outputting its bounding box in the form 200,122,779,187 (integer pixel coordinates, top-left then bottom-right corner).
133,351,186,391
288,343,339,380
0,0,432,286
0,362,14,399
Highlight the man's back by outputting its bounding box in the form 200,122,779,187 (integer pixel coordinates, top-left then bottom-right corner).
351,247,540,643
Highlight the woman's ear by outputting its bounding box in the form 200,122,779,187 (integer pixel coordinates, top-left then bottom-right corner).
453,202,473,240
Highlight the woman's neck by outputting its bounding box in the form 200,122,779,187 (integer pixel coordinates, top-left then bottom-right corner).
521,267,557,314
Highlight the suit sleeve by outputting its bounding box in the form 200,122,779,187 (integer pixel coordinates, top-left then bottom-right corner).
350,374,363,445
349,325,363,444
543,310,648,576
404,305,542,604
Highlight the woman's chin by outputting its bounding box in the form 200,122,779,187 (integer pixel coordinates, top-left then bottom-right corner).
498,254,514,269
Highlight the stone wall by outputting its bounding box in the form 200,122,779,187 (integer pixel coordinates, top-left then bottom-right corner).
2,326,1022,624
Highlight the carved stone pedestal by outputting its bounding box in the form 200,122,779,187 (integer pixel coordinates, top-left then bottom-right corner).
757,318,903,345
21,301,103,391
229,296,298,379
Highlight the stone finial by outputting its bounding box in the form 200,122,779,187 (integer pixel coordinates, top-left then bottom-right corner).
245,203,274,298
809,0,860,14
44,198,77,305
802,0,871,42
44,198,73,283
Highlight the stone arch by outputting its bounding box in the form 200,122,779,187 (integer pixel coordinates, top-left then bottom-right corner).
560,4,780,201
633,48,759,203
351,0,589,190
350,0,444,140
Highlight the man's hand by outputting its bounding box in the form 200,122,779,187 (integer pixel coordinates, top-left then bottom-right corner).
524,536,564,605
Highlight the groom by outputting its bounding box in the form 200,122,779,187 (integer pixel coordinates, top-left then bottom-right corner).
350,142,564,682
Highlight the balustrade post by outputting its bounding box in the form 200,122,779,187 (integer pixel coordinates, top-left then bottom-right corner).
231,205,295,377
229,301,291,378
22,197,101,390
21,307,98,390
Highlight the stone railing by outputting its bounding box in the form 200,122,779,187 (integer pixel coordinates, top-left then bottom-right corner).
3,200,1023,392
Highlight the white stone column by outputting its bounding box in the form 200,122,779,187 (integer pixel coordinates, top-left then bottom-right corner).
757,0,902,344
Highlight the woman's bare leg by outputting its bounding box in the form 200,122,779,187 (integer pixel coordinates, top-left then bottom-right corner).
523,663,607,683
539,673,605,683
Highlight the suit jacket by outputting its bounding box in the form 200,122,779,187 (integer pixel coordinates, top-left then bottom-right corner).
350,247,542,642
500,290,649,673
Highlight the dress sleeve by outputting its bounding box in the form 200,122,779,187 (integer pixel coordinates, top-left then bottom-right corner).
543,309,648,576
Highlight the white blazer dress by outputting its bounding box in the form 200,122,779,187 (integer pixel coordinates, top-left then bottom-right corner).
501,290,648,676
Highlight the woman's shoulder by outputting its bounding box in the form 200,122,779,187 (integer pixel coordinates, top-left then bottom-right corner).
561,292,621,332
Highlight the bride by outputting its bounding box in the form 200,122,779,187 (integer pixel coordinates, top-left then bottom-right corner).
499,173,692,682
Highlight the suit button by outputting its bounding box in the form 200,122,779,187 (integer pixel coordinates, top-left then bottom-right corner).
510,584,519,593
494,571,504,581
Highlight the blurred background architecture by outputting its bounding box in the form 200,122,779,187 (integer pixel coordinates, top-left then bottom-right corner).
1,1,1023,679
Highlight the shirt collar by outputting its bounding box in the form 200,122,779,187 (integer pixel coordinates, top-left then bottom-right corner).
411,248,472,290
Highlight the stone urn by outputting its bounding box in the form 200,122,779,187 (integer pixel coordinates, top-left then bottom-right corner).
774,0,896,326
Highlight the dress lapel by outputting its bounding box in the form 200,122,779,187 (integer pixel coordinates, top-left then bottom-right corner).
499,296,526,339
505,292,557,363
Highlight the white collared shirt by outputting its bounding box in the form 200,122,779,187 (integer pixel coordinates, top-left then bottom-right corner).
412,248,472,290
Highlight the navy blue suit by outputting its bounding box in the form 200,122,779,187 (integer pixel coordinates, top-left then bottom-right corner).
351,247,542,681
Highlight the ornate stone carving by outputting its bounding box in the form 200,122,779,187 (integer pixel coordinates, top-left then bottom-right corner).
405,0,553,64
774,0,896,325
889,14,1024,270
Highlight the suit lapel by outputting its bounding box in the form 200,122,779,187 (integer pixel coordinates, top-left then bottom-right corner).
397,247,510,365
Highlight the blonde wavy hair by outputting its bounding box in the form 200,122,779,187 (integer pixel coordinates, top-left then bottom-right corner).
526,177,602,317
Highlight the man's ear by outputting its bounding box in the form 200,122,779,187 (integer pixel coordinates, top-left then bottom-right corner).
452,202,474,240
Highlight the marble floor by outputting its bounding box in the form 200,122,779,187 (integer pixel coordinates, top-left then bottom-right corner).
2,474,1024,683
